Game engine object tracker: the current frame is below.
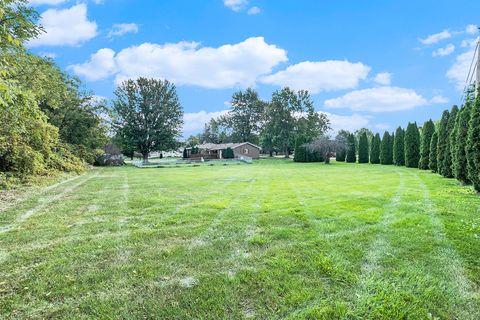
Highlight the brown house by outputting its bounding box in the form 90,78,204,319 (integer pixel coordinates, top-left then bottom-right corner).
187,142,261,159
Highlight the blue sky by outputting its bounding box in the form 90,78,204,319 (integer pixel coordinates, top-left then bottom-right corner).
28,0,480,137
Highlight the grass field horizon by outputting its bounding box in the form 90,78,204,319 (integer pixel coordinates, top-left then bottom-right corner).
1,159,479,319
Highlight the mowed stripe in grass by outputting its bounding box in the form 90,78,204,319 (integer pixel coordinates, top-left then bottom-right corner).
0,160,479,319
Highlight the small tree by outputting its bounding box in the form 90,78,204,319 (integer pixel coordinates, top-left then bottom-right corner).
370,133,381,164
466,96,480,191
429,131,439,173
419,120,435,169
345,133,356,163
380,131,393,165
404,122,421,168
224,147,234,159
453,102,471,184
393,126,405,166
358,132,369,163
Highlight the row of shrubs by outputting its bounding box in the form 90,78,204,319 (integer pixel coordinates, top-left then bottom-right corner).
336,91,480,191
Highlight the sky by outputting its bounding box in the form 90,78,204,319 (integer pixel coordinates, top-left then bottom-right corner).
27,0,480,137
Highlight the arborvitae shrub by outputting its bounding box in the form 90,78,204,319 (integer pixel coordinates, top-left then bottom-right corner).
346,133,356,163
358,132,369,163
466,96,480,191
335,148,346,162
405,122,421,168
419,119,435,170
380,131,393,165
437,110,450,177
443,105,458,177
453,103,471,183
429,131,438,173
393,126,405,166
370,133,381,164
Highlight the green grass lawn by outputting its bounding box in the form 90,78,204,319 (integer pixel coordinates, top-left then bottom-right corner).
1,160,479,319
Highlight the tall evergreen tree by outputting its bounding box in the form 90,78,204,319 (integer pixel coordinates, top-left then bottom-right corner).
370,133,381,164
380,131,393,165
419,119,435,169
442,105,459,177
437,110,450,176
393,126,405,166
334,130,349,162
466,96,480,191
429,131,439,173
405,122,421,168
453,102,472,184
346,133,356,163
358,132,369,163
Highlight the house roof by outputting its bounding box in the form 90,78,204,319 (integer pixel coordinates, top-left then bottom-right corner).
196,142,261,151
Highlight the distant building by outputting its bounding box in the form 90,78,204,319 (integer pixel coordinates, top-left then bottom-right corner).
186,142,261,159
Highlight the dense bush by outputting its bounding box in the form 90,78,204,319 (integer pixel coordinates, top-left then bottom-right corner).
405,122,421,168
294,137,308,162
224,147,234,159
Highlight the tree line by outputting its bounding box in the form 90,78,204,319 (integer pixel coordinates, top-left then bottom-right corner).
333,87,480,192
187,87,331,158
1,0,108,187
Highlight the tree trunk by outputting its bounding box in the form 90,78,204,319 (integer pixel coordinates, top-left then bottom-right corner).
142,152,149,164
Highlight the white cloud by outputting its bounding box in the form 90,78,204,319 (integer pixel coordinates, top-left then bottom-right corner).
324,112,370,133
419,30,451,45
28,4,97,47
71,37,288,88
429,95,449,104
373,72,392,85
224,0,248,11
28,0,66,5
324,87,430,112
247,6,261,15
461,38,478,48
374,123,390,131
261,60,370,93
446,49,476,90
69,48,117,81
432,44,455,57
183,110,229,133
107,23,139,38
466,24,478,35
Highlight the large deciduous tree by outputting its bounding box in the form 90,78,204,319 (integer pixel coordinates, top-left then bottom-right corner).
370,133,381,164
262,88,329,158
112,78,183,162
419,120,435,170
393,126,405,166
358,132,369,163
404,122,421,168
